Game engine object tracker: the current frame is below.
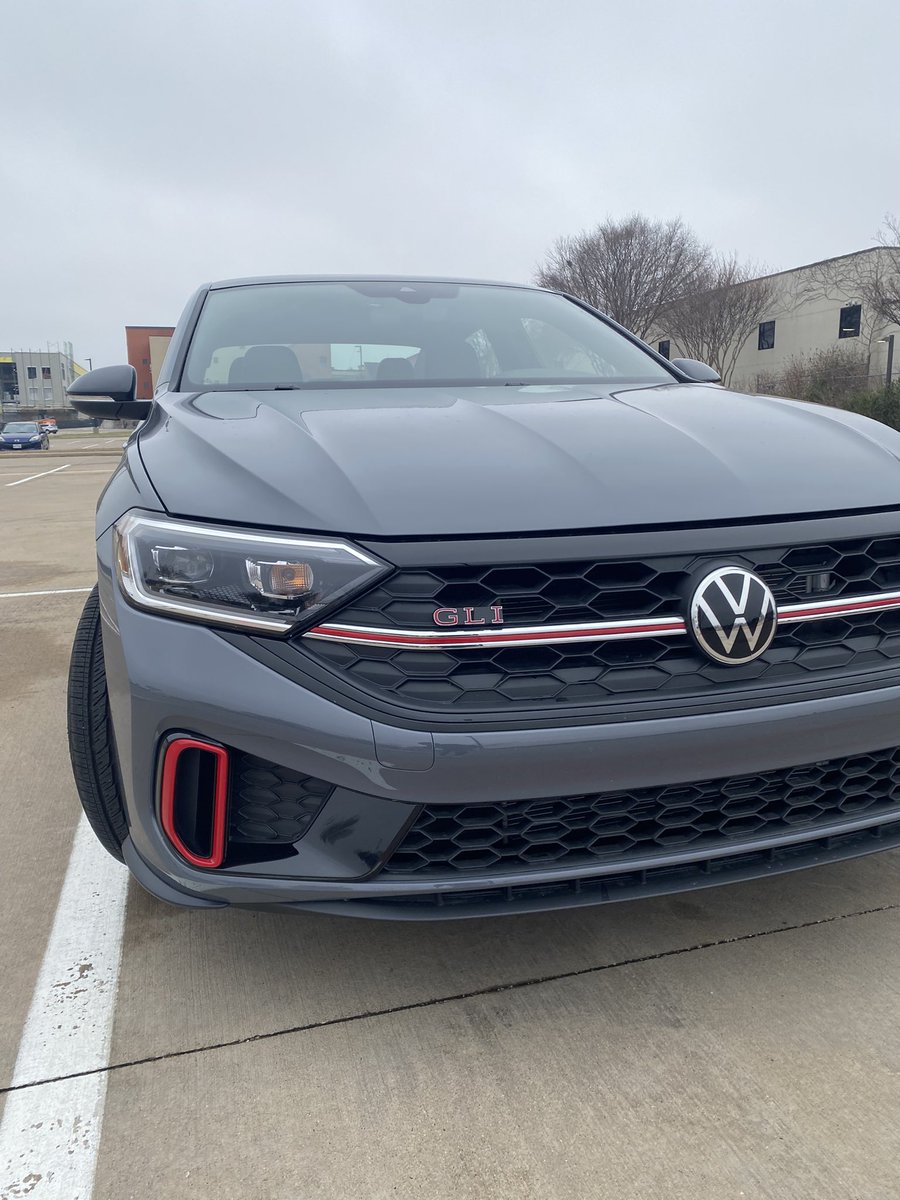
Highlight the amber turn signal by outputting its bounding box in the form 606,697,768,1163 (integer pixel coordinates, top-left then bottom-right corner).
246,559,315,599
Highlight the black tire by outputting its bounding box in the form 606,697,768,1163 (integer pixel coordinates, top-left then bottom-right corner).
67,586,129,860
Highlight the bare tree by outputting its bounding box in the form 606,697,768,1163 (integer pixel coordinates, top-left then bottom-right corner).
535,214,711,340
870,216,900,329
661,256,777,386
795,217,900,344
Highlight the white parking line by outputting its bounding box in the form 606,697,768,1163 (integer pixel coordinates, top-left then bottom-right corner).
0,816,129,1199
0,588,93,599
5,464,70,488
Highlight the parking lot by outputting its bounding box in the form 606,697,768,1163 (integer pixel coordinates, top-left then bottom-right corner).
2,453,900,1200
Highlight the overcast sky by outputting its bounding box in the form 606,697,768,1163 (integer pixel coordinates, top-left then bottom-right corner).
2,0,897,367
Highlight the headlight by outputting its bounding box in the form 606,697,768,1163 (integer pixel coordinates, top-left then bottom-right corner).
30,434,41,442
114,512,390,633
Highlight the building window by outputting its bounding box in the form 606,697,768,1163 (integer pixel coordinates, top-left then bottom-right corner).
28,386,39,403
758,320,776,351
839,304,861,339
658,340,670,359
42,365,52,380
26,366,37,379
0,362,18,402
43,387,53,403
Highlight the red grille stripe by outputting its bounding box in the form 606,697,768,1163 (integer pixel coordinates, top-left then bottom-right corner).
778,592,900,622
305,588,900,649
307,618,686,648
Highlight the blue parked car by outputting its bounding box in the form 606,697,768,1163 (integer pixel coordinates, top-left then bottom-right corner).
0,421,50,450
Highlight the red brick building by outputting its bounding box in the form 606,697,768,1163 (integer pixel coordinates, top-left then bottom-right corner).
125,326,175,399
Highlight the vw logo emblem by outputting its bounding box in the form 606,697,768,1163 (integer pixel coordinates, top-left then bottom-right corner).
689,566,777,665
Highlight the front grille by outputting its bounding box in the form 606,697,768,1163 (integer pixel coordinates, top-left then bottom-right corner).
308,611,900,709
382,746,900,877
301,536,900,712
331,537,900,627
359,819,900,914
300,534,900,712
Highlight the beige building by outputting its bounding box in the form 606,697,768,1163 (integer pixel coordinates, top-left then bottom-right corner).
654,248,899,393
0,347,84,413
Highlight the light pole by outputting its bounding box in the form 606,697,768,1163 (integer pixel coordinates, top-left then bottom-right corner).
878,335,895,388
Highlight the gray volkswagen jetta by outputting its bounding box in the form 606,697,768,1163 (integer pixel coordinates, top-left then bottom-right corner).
66,276,900,917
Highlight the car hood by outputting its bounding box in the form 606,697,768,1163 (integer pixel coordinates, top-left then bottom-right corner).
138,383,900,537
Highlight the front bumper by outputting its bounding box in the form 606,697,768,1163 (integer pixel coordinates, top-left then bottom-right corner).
98,550,900,918
0,441,43,450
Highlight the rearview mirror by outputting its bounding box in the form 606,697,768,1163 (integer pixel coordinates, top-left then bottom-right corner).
67,365,151,419
670,358,721,384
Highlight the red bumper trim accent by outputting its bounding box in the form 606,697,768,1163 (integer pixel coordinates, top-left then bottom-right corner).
159,737,229,869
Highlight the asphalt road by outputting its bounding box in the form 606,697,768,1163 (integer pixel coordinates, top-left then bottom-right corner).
1,452,900,1199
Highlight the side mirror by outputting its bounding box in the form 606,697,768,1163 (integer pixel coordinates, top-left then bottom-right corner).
67,365,151,419
670,358,721,384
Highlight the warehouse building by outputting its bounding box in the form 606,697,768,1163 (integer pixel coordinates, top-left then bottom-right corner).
0,346,85,414
653,248,900,392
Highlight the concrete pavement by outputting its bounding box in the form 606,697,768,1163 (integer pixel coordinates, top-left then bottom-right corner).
2,455,900,1199
93,910,900,1199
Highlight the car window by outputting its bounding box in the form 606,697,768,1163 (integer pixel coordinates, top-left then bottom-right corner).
3,423,38,434
181,281,673,391
329,344,420,377
202,343,422,385
466,328,501,377
522,318,618,376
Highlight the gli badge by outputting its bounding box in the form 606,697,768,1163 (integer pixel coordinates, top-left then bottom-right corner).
433,605,504,627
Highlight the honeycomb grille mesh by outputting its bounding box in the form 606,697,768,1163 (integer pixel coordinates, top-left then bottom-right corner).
381,746,900,876
366,820,900,912
229,752,333,843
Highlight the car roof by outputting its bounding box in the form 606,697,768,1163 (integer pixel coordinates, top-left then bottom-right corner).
207,275,553,292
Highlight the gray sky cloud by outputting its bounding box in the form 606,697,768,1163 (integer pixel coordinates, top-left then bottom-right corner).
2,0,897,367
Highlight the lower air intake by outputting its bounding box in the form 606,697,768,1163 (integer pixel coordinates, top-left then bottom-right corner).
382,746,900,877
159,737,229,868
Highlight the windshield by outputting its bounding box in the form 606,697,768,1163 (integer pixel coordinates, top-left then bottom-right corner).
2,423,38,434
181,281,673,391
